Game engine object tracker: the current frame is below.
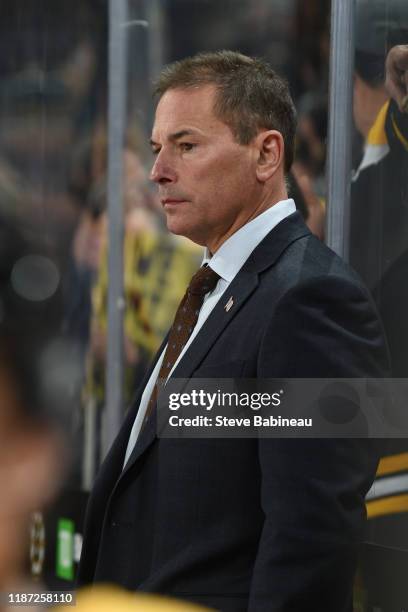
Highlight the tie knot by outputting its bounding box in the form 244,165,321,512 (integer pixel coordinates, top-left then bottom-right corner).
188,265,220,296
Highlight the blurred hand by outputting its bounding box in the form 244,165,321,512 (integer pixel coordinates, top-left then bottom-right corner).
90,325,107,361
385,45,408,113
124,335,140,366
90,324,140,366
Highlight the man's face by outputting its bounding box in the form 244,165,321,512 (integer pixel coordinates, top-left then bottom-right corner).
150,85,261,252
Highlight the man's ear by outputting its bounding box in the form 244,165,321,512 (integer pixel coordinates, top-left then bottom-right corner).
255,130,285,182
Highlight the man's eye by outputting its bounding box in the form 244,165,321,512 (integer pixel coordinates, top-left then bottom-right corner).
179,142,195,151
152,148,160,156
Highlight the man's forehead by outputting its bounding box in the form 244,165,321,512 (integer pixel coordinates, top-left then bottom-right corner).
151,85,226,140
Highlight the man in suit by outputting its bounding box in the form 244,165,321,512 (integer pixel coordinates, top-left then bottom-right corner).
78,51,390,611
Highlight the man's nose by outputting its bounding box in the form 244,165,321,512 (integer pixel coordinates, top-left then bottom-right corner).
150,152,176,184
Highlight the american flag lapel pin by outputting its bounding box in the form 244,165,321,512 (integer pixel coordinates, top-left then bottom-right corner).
224,296,234,312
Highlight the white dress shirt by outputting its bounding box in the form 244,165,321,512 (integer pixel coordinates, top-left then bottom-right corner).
123,198,296,466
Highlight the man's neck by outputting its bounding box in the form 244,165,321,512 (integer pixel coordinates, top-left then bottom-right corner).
207,190,289,254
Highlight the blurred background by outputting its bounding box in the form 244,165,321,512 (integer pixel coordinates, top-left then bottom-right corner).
0,1,407,609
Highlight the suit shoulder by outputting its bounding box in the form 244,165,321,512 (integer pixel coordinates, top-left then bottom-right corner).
275,232,369,296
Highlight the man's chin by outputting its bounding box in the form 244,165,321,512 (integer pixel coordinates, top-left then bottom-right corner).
165,218,205,246
166,217,185,236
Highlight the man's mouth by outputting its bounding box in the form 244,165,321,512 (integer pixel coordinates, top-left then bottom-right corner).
161,198,188,206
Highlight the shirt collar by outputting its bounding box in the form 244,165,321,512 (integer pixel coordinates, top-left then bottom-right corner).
202,198,296,282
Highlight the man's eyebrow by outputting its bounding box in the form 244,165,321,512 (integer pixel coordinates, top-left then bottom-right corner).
169,129,199,141
149,129,201,147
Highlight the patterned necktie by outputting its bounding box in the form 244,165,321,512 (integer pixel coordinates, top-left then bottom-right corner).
143,265,220,426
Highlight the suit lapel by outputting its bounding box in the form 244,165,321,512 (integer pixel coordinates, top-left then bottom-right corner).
119,212,310,474
120,401,158,479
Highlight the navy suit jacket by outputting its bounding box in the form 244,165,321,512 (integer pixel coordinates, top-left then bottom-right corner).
77,212,389,611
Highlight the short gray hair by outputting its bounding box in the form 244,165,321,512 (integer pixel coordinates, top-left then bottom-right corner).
154,50,297,173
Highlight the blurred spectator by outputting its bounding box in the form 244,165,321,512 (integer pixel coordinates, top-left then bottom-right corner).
288,170,325,241
293,98,328,199
63,135,107,356
350,0,408,360
349,0,408,549
0,158,27,220
288,0,330,101
289,95,328,241
63,114,158,359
